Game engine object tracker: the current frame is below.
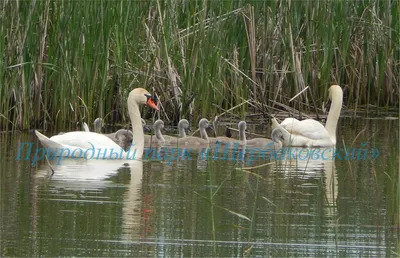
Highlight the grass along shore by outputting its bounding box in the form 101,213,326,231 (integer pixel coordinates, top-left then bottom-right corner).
0,0,398,131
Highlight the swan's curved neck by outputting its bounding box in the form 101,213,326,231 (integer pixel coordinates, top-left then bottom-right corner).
155,126,165,142
239,126,246,143
325,89,343,144
200,126,209,142
128,99,144,159
178,124,186,138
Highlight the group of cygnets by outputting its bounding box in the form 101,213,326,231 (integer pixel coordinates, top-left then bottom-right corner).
82,118,284,151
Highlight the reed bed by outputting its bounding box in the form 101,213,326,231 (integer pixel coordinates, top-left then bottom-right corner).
0,0,398,131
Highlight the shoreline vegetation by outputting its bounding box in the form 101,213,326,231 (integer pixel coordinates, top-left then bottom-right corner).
0,0,398,131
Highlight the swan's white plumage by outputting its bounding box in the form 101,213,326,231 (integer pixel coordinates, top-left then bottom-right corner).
35,87,158,160
280,119,330,140
279,118,300,130
35,129,130,159
271,85,343,147
48,131,123,150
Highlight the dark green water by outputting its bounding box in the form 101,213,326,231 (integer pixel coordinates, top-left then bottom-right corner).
1,118,399,257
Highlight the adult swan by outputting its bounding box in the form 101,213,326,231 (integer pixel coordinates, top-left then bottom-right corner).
35,88,159,160
271,85,343,147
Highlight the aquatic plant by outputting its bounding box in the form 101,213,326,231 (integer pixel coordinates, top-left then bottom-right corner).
0,0,398,131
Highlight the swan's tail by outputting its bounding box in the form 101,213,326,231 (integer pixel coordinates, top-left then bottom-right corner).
35,130,64,150
82,122,90,132
35,130,50,144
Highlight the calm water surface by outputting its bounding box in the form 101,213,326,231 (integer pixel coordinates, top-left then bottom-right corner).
1,118,399,257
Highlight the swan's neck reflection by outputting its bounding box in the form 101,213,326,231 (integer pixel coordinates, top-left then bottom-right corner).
272,147,338,215
121,160,146,240
35,158,146,240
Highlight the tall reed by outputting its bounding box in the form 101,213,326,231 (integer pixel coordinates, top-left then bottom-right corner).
0,0,398,131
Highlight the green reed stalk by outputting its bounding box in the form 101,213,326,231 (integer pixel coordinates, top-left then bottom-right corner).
0,0,398,131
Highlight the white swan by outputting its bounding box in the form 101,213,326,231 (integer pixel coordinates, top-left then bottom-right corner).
35,88,159,160
271,85,343,147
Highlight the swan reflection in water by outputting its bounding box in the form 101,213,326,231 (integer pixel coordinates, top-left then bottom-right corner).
35,159,141,190
270,147,338,214
232,144,338,218
33,145,212,242
35,158,146,240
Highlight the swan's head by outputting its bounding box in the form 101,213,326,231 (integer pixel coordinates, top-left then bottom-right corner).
115,129,133,141
153,120,164,131
238,121,247,131
178,119,190,129
328,85,343,99
114,129,133,151
93,118,103,133
325,85,343,113
128,88,159,110
198,118,209,129
94,118,103,126
271,128,285,143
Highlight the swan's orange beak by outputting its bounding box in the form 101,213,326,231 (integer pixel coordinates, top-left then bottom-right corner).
146,95,159,111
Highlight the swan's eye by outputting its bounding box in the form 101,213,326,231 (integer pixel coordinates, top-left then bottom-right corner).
144,94,159,111
144,93,157,102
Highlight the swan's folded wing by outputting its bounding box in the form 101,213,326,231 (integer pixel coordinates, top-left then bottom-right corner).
35,130,66,149
50,132,123,150
284,119,330,140
35,130,110,157
272,117,300,130
280,118,300,127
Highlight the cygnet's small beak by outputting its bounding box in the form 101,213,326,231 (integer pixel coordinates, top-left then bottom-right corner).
208,124,214,131
187,127,192,133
